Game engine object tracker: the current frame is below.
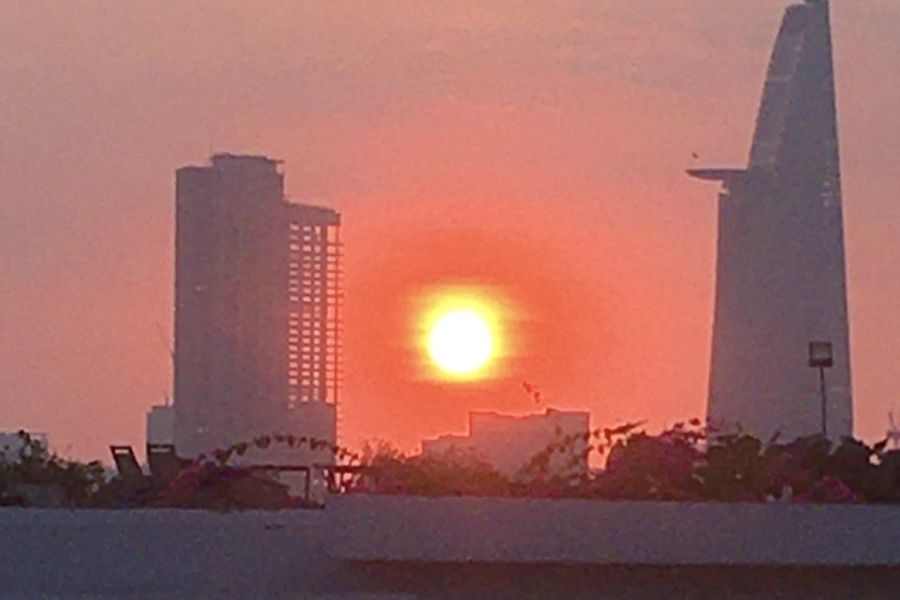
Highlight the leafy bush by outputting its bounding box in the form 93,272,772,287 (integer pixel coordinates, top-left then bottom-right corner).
153,462,302,510
352,422,900,504
351,441,510,497
9,423,900,507
152,434,345,510
0,431,107,507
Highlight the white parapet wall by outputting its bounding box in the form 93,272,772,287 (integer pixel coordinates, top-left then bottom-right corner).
5,503,900,597
0,509,333,596
326,495,900,566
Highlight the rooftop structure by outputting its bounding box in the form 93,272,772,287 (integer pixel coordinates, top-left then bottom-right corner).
173,154,341,460
691,0,852,441
146,404,175,446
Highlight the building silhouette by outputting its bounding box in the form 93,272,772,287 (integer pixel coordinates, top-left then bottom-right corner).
146,402,175,445
0,432,49,460
690,0,852,441
422,409,590,477
173,154,341,459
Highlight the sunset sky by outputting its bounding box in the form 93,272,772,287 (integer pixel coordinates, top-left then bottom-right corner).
2,1,899,459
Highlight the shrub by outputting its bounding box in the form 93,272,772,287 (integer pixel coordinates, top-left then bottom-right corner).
349,422,900,504
352,441,510,497
0,431,107,507
152,433,345,510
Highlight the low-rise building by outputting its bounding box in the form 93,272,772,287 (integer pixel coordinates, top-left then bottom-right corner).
423,409,590,478
0,431,49,461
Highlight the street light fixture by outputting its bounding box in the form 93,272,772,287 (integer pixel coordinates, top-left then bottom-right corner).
808,341,833,438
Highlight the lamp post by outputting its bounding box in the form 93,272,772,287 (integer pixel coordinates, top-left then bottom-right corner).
808,341,834,438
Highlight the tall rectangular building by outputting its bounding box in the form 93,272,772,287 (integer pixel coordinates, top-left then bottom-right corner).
690,0,852,441
173,154,340,459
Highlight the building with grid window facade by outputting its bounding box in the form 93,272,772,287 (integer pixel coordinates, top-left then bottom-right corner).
172,154,340,460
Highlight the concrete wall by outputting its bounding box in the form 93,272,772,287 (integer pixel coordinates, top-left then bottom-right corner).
6,500,900,598
0,509,337,597
327,495,900,566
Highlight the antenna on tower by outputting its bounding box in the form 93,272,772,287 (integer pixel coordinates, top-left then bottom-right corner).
888,409,900,449
154,321,175,405
154,321,175,363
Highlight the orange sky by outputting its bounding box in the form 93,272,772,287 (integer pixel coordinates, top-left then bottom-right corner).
2,1,900,459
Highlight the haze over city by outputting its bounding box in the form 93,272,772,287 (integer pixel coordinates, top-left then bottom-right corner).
2,0,900,460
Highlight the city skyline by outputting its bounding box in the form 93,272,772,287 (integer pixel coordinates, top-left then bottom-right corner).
2,1,899,458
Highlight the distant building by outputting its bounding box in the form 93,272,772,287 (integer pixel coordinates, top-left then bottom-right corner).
146,404,175,445
0,431,49,460
690,0,852,442
422,409,590,477
173,154,340,463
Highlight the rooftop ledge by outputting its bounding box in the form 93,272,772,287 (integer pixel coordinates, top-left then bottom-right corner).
326,494,900,566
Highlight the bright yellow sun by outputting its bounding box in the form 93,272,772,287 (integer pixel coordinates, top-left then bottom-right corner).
428,309,494,376
415,285,512,381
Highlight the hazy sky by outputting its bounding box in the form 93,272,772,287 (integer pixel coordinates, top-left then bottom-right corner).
2,1,899,459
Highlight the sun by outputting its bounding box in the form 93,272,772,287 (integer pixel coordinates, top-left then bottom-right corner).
414,285,513,381
428,309,494,376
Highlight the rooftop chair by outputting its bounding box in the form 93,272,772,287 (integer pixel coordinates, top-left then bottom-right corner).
146,443,190,490
109,445,150,492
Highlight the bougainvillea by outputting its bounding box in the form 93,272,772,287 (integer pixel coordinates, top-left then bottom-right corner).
9,422,900,508
153,434,348,510
354,422,900,505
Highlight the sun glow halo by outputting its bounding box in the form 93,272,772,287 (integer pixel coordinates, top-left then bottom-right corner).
427,309,494,376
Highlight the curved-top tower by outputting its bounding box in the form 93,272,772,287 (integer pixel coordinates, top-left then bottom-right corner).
690,0,853,441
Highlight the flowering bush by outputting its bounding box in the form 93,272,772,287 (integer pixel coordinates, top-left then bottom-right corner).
152,433,346,510
353,422,900,504
8,424,900,507
153,461,303,510
590,428,703,501
351,441,509,497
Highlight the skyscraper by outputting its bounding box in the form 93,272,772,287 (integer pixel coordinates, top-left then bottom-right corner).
173,154,341,459
690,0,852,441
